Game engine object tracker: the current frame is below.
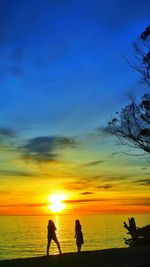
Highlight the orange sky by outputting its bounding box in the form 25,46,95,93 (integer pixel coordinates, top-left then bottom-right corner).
0,140,150,215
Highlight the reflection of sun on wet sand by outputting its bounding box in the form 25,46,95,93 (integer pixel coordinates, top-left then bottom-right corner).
0,247,150,267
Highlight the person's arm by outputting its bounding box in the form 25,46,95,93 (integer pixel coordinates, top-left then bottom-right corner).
74,229,76,238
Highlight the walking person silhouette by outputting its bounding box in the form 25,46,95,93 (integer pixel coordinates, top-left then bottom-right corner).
75,219,84,252
46,219,62,255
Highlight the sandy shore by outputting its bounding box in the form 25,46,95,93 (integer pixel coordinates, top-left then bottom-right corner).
0,247,150,267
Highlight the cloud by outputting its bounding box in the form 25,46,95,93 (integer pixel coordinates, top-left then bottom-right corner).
64,180,90,191
85,173,130,182
89,175,104,180
22,152,58,163
122,198,150,206
81,192,93,195
82,160,105,167
64,198,109,203
0,198,109,208
105,174,131,181
96,184,112,190
20,135,77,162
0,128,17,151
133,179,150,186
0,169,35,177
23,136,76,152
0,203,46,208
108,152,121,158
0,128,16,140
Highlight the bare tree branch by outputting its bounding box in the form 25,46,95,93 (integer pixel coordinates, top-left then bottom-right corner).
108,27,150,156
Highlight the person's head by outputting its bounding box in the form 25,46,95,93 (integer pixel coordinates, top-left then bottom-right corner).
75,219,80,226
48,219,53,226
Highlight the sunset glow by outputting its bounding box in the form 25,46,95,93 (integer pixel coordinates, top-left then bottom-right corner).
0,1,150,216
48,194,67,213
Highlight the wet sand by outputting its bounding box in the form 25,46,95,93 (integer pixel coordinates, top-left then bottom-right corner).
0,247,150,267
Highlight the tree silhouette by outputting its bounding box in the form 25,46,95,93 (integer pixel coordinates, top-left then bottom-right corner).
108,94,150,153
108,26,150,154
131,26,150,87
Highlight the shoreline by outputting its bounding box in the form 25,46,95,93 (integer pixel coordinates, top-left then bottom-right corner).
0,247,150,267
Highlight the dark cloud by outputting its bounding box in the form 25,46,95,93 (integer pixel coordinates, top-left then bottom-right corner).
133,179,150,186
82,160,105,167
96,184,112,190
23,136,76,153
0,128,16,139
81,192,93,195
0,169,35,177
21,135,77,162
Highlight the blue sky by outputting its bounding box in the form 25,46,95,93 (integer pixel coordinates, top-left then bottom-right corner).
0,0,150,214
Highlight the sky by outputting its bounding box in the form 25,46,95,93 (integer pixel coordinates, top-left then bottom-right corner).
0,0,150,215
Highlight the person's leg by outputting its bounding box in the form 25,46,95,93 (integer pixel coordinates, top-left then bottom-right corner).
77,243,81,252
53,236,62,254
47,238,51,255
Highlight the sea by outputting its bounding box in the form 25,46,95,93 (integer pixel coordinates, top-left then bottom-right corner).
0,214,150,260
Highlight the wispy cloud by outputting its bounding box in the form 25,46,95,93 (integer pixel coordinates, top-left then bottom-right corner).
0,128,16,140
0,198,109,208
122,198,150,206
81,192,93,195
96,184,112,190
64,198,109,203
85,173,130,182
0,169,35,177
22,152,58,163
82,160,105,167
64,181,90,191
0,203,46,208
133,179,150,186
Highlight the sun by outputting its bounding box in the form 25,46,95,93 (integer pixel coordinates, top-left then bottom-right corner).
48,194,67,212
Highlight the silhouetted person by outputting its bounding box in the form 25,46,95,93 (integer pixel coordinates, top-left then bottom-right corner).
75,219,84,252
47,219,62,255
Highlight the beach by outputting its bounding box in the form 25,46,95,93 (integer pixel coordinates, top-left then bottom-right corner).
0,247,150,267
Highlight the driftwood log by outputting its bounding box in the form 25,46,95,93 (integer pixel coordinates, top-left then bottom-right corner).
123,217,150,247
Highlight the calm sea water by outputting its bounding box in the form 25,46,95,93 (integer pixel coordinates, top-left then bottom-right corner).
0,214,150,260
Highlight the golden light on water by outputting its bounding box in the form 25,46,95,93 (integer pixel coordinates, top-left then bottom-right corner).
48,194,67,212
